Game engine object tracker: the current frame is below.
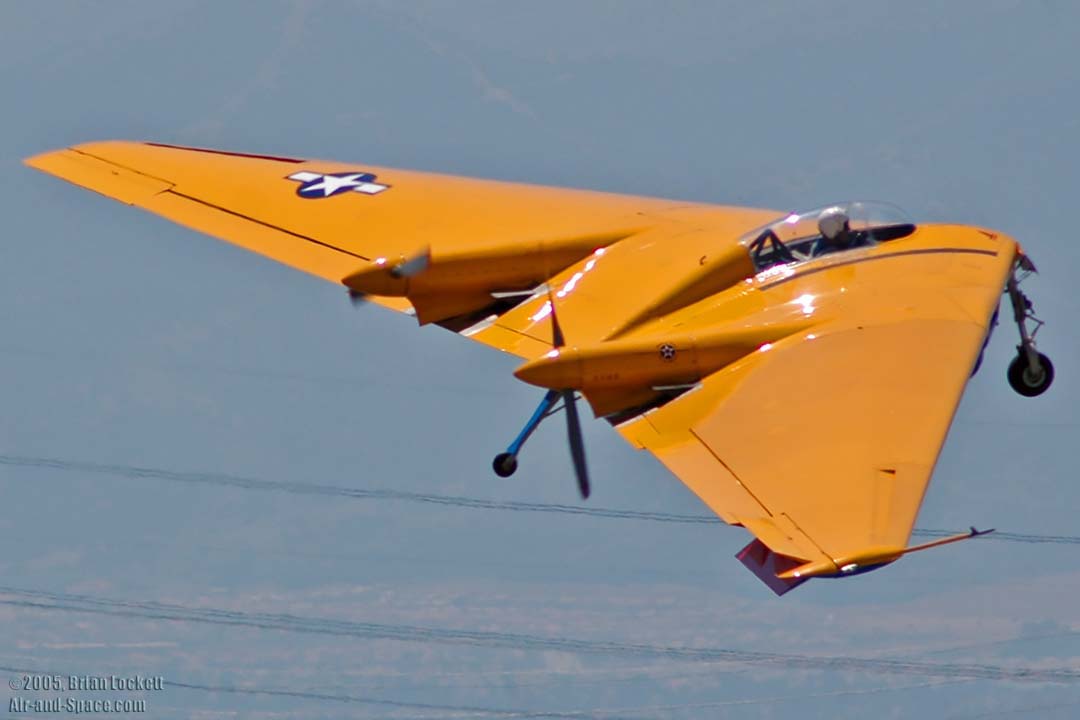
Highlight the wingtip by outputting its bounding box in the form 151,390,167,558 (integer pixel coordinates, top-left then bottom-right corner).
22,142,107,172
19,141,173,204
23,140,151,169
22,148,62,171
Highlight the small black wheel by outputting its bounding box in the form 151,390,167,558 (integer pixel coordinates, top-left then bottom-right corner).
1008,351,1054,397
492,452,518,477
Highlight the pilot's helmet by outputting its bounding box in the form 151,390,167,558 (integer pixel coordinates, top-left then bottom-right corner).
818,207,850,241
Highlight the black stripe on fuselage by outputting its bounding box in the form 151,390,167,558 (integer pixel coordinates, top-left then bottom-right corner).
758,247,999,290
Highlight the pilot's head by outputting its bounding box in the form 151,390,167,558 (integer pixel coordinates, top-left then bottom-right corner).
818,207,852,247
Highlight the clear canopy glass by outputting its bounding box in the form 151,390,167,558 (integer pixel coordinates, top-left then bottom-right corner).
741,201,916,271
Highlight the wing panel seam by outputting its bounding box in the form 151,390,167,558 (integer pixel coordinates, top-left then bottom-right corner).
72,148,174,186
688,428,773,517
67,149,369,263
165,189,370,262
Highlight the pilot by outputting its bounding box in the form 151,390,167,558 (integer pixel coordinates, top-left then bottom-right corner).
814,207,855,256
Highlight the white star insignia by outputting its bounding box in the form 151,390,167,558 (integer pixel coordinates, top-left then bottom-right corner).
288,171,389,198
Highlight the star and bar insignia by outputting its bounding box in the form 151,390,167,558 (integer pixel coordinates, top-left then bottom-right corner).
287,171,389,199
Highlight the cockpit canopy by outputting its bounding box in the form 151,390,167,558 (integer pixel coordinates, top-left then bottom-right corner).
741,201,916,272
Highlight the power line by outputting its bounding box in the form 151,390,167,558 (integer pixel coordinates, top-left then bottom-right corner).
0,661,983,719
0,454,732,523
1,586,1077,684
2,454,1077,545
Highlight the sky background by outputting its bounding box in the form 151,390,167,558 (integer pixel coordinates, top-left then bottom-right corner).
1,1,1078,717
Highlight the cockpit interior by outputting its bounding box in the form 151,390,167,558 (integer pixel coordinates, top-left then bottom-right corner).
742,201,916,272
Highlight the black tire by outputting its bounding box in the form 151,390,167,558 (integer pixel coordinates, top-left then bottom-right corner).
1007,351,1054,397
492,452,518,477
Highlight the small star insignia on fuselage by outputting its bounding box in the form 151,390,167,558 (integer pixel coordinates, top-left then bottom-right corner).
659,343,677,361
287,171,390,199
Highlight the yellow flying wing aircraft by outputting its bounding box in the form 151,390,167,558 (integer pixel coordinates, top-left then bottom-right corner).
24,141,1054,595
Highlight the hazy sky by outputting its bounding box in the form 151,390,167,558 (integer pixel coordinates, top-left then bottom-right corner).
2,2,1078,718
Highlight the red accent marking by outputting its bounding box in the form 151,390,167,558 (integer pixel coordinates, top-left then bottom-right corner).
736,539,810,596
145,142,304,163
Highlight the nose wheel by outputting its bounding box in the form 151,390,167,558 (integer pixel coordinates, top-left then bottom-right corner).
1005,260,1053,398
492,452,519,477
492,390,559,479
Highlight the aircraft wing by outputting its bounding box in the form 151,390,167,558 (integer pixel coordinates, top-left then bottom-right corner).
26,141,1014,594
616,242,1013,593
24,141,772,356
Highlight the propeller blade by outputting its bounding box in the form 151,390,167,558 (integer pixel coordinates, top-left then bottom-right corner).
348,290,369,307
547,289,566,348
544,290,587,496
390,246,431,278
562,389,590,499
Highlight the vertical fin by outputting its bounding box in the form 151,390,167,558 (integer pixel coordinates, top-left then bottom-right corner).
736,539,811,596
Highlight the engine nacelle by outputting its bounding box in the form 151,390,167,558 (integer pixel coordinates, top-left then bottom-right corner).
513,319,812,393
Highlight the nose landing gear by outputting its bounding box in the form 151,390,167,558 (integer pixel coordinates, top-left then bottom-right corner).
1005,259,1053,397
492,389,560,478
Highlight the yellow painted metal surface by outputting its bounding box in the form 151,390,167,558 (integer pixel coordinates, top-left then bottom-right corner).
618,227,1012,563
25,140,1016,585
25,142,773,353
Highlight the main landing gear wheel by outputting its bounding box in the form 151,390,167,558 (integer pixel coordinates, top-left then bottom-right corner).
493,452,518,477
1004,262,1053,399
1008,351,1054,397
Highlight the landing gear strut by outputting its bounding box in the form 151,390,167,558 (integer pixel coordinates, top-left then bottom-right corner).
1005,261,1053,397
492,390,560,477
